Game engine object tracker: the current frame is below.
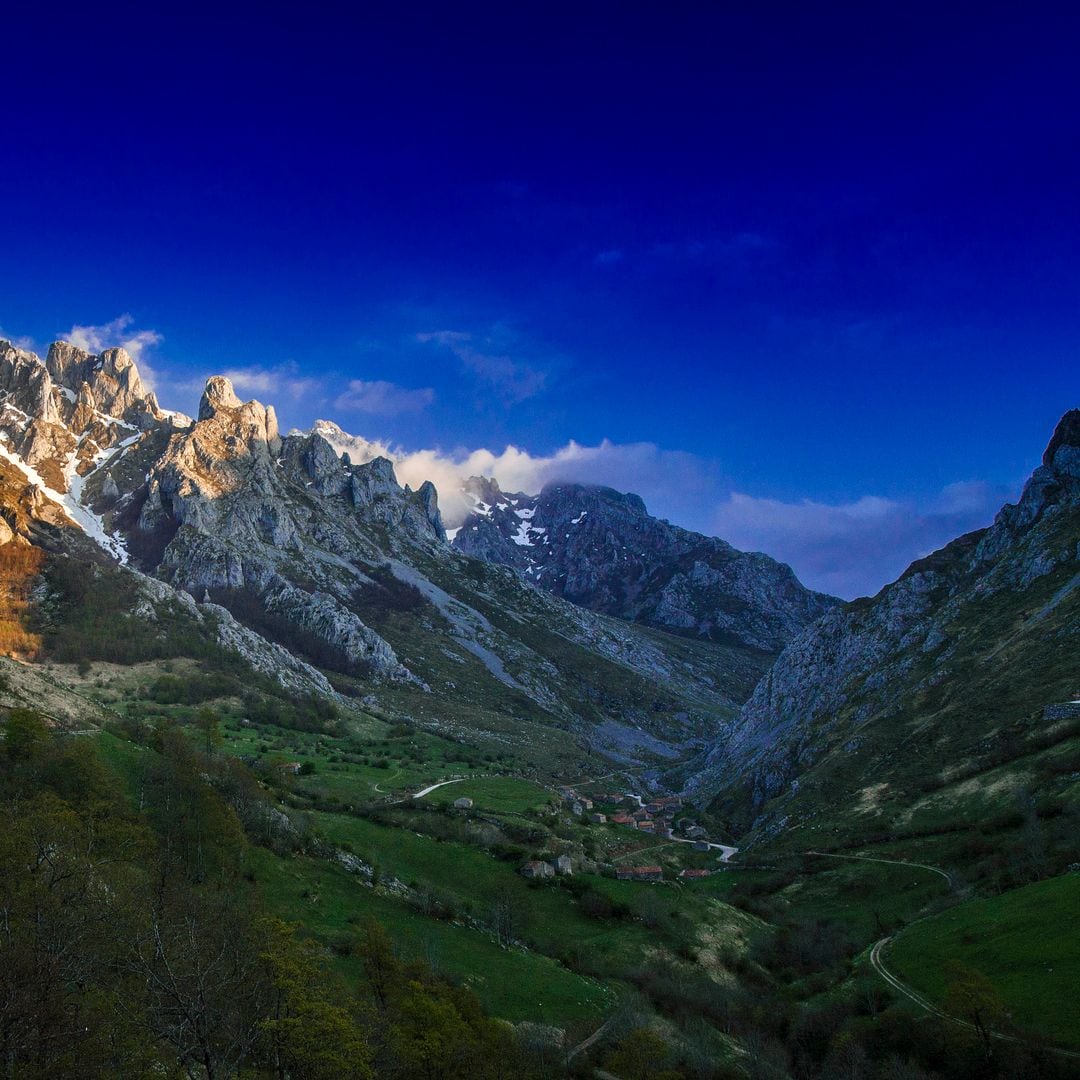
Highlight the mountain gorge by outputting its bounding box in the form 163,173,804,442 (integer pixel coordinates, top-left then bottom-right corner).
1,333,1078,1075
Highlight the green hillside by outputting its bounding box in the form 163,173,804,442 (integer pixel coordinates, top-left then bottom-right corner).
888,873,1080,1049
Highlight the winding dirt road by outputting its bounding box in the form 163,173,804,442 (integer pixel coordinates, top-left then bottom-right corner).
411,777,466,799
868,937,1080,1059
805,849,954,886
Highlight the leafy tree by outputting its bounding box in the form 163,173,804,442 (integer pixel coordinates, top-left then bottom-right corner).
490,883,521,947
197,705,223,756
356,917,401,1013
3,707,49,761
604,1029,682,1080
944,961,1009,1059
259,917,373,1080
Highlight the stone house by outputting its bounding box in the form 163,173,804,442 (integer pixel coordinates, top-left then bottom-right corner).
555,854,573,875
521,860,555,880
615,866,664,883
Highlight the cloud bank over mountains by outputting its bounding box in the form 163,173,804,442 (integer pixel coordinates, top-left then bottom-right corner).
318,421,1013,599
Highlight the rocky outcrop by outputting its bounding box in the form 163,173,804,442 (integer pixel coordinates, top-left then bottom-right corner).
452,477,836,652
119,377,436,681
46,342,164,429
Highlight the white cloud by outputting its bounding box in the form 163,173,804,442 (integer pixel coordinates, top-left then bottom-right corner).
65,314,162,360
335,379,435,415
418,328,550,404
314,423,719,535
0,327,35,351
63,314,164,388
319,418,1016,600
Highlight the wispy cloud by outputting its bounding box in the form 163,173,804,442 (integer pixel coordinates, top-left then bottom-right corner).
65,314,162,361
710,480,1015,598
219,362,322,402
335,379,435,415
417,328,550,405
314,425,720,537
63,314,164,387
0,326,35,351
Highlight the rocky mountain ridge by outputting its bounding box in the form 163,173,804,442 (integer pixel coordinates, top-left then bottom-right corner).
450,475,837,653
689,408,1080,843
0,335,793,769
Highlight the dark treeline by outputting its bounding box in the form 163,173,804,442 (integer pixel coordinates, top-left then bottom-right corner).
0,710,552,1080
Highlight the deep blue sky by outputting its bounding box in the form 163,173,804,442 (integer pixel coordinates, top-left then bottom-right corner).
2,4,1079,596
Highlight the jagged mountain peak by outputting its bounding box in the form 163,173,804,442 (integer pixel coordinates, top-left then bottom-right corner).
540,480,649,517
462,474,513,507
453,473,835,652
1042,406,1080,469
46,339,163,428
194,375,281,452
310,418,396,471
199,374,245,416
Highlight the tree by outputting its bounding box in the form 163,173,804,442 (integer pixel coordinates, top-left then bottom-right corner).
944,961,1009,1058
490,884,521,947
197,705,223,757
129,882,270,1079
604,1028,682,1080
3,707,49,761
355,917,401,1013
259,917,373,1080
389,980,472,1080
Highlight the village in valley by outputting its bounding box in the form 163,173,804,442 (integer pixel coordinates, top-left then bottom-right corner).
518,781,731,884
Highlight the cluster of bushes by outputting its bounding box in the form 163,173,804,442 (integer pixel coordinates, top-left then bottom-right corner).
34,556,213,664
148,670,240,705
352,563,430,620
240,690,341,734
918,716,1080,794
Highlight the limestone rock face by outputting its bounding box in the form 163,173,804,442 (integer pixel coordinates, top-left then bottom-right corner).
0,338,171,493
46,342,164,428
452,477,836,652
126,382,446,681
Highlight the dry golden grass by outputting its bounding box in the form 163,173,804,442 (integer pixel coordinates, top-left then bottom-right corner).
0,542,43,657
